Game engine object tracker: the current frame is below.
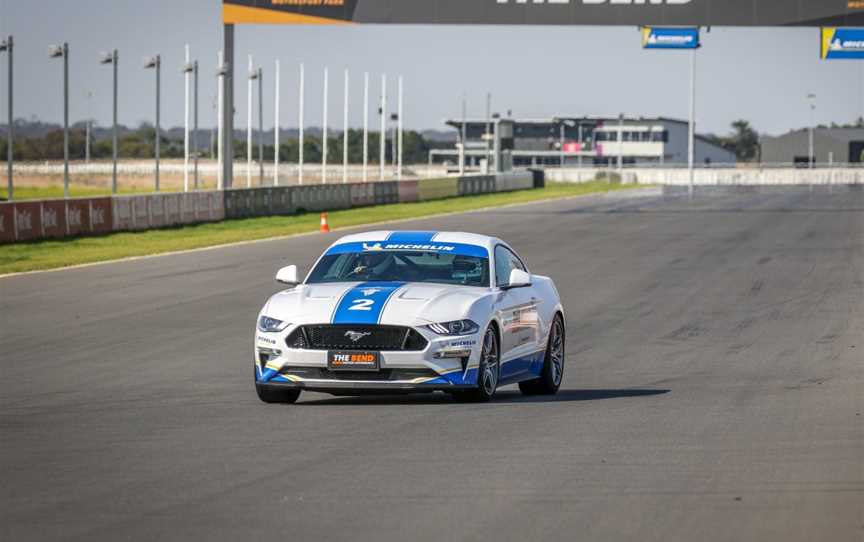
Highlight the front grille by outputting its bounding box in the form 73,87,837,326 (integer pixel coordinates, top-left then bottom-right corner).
280,366,437,382
286,325,428,351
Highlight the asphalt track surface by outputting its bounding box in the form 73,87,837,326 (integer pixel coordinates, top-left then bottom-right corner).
2,187,862,542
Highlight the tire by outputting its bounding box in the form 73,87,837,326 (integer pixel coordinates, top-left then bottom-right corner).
255,383,301,404
457,324,500,402
519,314,565,396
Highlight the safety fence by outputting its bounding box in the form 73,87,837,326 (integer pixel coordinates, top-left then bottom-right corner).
0,172,537,244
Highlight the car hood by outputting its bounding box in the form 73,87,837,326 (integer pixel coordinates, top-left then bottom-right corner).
262,282,490,326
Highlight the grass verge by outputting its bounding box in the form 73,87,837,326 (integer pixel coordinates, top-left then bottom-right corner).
1,185,162,200
1,181,634,275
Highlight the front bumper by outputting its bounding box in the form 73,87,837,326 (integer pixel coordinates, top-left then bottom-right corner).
253,325,482,392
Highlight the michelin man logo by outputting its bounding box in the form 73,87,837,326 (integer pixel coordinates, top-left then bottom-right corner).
362,242,383,251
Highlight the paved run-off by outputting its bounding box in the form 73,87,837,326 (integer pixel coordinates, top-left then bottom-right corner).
0,187,861,541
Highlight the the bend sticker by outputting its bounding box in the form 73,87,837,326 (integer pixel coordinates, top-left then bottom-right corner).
331,282,406,325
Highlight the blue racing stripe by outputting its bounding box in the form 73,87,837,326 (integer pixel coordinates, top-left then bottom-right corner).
331,282,406,324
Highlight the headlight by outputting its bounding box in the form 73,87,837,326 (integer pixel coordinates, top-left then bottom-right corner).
258,316,289,333
426,319,479,336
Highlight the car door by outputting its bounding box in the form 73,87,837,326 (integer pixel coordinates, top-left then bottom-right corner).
494,245,541,381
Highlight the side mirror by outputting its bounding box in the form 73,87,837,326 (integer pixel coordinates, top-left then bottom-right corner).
275,265,299,286
506,269,532,289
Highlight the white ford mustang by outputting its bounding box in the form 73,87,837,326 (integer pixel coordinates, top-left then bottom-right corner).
254,231,566,403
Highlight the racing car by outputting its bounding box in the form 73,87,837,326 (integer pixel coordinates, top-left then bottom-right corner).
253,231,565,403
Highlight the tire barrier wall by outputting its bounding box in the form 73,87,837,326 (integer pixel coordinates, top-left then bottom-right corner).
0,173,538,244
416,178,459,201
494,172,535,192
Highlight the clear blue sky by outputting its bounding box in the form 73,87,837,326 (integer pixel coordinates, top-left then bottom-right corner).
1,0,862,137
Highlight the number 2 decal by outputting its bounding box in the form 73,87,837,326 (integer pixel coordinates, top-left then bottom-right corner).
349,299,375,311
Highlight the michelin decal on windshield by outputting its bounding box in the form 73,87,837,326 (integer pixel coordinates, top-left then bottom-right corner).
363,242,456,252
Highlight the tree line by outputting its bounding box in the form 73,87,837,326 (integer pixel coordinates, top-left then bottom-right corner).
0,124,448,164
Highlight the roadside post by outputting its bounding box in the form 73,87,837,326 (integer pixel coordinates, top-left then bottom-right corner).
641,27,701,199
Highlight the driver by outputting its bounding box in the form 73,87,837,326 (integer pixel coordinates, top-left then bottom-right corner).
350,252,397,278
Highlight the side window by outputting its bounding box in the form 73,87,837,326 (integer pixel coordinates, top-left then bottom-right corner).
495,246,526,287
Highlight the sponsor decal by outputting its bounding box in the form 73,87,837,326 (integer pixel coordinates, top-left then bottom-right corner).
92,207,106,226
68,207,83,228
448,339,477,348
642,27,700,49
822,28,864,59
16,209,32,232
43,207,58,230
257,335,277,345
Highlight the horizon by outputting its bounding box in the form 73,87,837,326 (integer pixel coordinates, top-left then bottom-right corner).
1,1,862,139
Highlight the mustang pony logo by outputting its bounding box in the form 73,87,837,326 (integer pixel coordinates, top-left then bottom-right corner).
345,330,372,343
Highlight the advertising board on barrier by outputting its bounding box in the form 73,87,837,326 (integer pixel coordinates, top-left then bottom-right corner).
642,27,700,49
0,203,14,243
41,200,68,239
821,27,864,59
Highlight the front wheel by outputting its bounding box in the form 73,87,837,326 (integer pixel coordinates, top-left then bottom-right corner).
519,314,565,396
455,325,500,402
255,384,301,404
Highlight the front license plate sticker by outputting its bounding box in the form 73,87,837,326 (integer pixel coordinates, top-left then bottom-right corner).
328,351,380,372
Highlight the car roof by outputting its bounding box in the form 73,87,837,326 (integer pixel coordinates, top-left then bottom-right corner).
331,231,503,251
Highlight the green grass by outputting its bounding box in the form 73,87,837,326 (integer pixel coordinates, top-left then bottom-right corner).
0,181,636,275
1,185,158,200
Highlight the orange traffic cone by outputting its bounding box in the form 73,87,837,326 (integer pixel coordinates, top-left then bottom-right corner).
320,212,330,233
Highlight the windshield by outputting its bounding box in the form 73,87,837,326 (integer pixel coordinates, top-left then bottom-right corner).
306,250,490,287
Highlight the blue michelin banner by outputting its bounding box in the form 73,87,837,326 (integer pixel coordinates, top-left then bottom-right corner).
822,28,864,60
642,27,700,50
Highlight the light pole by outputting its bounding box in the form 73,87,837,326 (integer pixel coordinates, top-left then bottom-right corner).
343,68,349,184
397,75,403,181
688,47,696,198
460,93,466,175
362,72,369,183
182,45,191,192
1,36,13,200
143,54,161,192
183,52,199,190
193,61,199,189
322,67,328,185
49,43,70,198
85,91,93,163
257,67,263,185
216,51,228,190
298,63,304,185
807,93,816,168
274,59,280,186
99,49,118,194
379,74,386,181
247,55,255,188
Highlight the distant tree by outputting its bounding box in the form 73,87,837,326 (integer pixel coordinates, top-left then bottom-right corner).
728,120,759,162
